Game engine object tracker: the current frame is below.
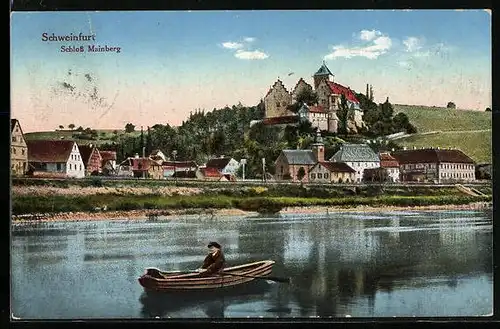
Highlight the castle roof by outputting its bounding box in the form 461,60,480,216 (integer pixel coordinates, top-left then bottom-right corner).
314,63,333,76
327,81,360,104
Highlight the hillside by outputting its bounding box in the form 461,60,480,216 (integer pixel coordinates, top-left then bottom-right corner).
24,129,141,146
392,105,492,164
393,104,491,133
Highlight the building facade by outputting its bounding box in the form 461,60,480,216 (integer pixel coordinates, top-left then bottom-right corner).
329,143,380,183
11,119,28,176
379,152,400,182
391,148,475,183
309,161,356,183
27,140,85,178
78,144,102,176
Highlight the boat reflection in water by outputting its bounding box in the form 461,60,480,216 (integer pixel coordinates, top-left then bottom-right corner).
139,279,277,318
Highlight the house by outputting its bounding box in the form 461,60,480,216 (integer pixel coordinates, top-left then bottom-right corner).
11,119,28,176
205,157,240,176
329,144,380,183
149,149,167,163
309,161,356,183
274,132,325,182
100,150,117,175
379,152,400,182
117,155,163,179
201,167,228,181
78,144,102,176
162,161,198,178
26,140,85,178
391,148,475,183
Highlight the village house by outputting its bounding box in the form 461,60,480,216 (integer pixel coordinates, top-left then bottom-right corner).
391,147,475,183
274,132,325,182
100,150,117,175
262,62,366,133
162,160,199,178
26,140,85,178
379,152,400,182
205,157,240,176
117,155,163,179
200,167,229,181
308,161,356,183
10,119,28,176
78,144,102,176
329,143,380,183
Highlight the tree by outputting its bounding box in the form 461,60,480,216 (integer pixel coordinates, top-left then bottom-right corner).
76,126,84,132
380,97,394,120
68,123,75,130
297,167,306,181
485,107,492,112
337,94,349,135
295,88,318,106
125,123,135,133
446,102,456,109
58,125,64,130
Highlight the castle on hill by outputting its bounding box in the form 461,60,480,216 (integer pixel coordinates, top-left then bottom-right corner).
262,62,367,134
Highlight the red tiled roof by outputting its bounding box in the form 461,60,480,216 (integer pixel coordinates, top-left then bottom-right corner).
262,115,299,125
308,105,327,113
120,157,160,171
201,167,222,177
379,152,399,168
327,81,359,104
206,157,232,170
391,149,475,164
162,161,198,168
27,140,75,163
317,161,356,173
100,151,117,161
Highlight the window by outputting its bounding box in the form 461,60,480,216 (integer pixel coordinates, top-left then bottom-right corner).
69,164,72,170
324,173,329,179
280,166,284,173
311,173,316,179
318,173,323,179
56,163,62,171
12,136,16,143
21,149,25,155
80,165,82,171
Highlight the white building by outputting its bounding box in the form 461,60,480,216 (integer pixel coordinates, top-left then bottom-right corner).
379,152,400,182
329,143,380,183
27,140,85,178
205,156,240,176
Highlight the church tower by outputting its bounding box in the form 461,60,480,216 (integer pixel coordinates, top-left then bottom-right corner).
313,61,334,90
311,130,325,162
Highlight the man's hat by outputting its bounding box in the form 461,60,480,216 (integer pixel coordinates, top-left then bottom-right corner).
207,241,221,249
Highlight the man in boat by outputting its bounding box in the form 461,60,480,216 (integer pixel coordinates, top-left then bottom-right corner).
196,241,225,277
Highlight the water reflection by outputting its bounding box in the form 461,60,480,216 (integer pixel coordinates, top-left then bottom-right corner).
11,209,492,318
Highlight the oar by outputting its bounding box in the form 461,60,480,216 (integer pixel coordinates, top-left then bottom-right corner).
219,272,290,283
145,268,290,283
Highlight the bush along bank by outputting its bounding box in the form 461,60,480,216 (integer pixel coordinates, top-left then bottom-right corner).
11,194,492,216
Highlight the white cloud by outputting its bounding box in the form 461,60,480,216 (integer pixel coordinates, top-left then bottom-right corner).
403,36,424,52
244,37,256,42
221,42,244,49
325,33,392,60
359,30,382,41
234,49,269,60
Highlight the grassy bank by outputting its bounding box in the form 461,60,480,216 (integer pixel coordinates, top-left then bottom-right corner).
11,194,492,216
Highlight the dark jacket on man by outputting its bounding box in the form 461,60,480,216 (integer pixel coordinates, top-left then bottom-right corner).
200,249,225,276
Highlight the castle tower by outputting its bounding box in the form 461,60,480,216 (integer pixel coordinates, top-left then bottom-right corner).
313,61,334,90
311,130,325,162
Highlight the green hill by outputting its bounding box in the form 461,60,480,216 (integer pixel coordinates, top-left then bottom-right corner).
393,104,492,163
24,129,141,146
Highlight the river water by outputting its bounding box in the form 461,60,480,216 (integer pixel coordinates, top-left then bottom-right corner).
11,209,493,319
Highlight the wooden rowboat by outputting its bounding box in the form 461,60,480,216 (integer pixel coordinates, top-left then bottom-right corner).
138,260,276,292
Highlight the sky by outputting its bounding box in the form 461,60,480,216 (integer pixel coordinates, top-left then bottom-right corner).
11,10,491,132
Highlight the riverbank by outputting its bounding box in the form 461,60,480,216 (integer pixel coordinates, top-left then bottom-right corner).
11,201,492,224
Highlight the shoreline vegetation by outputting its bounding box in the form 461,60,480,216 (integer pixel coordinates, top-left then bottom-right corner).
11,181,492,223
